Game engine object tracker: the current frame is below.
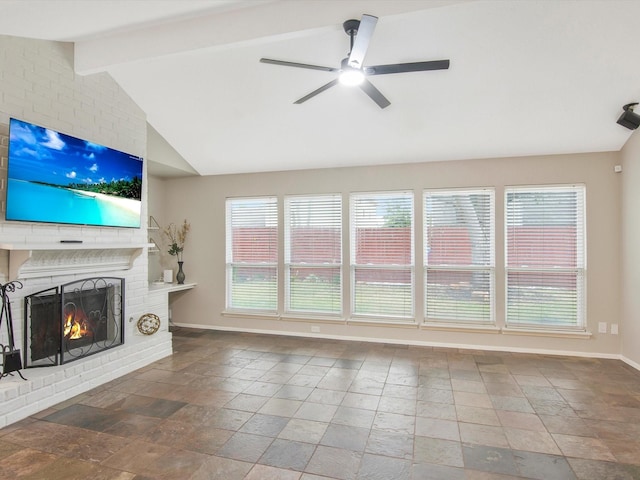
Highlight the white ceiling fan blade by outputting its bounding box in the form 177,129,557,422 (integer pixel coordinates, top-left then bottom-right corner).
348,14,377,69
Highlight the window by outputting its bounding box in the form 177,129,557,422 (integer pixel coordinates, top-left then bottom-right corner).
285,194,342,315
424,189,495,324
226,197,278,312
505,185,586,328
350,191,414,320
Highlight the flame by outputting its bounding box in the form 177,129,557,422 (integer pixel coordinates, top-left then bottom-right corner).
63,311,88,340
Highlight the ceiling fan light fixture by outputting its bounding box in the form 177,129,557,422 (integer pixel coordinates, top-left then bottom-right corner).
339,68,365,86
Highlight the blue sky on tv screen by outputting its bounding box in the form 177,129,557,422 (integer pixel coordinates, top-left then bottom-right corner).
8,118,143,187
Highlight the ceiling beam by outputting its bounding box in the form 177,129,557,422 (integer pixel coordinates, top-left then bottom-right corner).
74,0,465,74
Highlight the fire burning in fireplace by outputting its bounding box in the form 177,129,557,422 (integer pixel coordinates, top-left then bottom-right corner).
63,309,92,341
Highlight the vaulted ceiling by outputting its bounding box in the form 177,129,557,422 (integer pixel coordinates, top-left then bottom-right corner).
2,0,640,177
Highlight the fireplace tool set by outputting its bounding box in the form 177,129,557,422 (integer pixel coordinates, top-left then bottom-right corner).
1,280,26,381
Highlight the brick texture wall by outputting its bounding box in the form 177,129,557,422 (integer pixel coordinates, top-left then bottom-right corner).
0,35,172,428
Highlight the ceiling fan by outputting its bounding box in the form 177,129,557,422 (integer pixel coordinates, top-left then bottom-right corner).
260,14,450,109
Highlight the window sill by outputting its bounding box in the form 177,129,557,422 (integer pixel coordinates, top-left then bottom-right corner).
280,314,345,324
421,322,501,334
222,310,279,320
501,326,592,339
347,318,418,328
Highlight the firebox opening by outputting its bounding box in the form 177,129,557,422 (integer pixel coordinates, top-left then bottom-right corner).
24,277,125,367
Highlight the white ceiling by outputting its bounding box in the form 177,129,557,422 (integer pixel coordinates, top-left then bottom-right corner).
1,0,640,177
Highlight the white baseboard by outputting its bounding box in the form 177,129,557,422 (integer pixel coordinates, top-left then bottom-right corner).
621,355,640,372
172,322,625,362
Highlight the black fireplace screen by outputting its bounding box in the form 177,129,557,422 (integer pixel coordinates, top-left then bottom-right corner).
24,277,124,367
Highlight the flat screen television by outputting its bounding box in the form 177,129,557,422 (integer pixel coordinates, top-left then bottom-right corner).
6,118,143,228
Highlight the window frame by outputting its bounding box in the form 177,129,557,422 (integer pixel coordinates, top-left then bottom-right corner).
225,196,279,314
504,184,586,330
284,193,343,317
423,188,496,325
349,190,415,321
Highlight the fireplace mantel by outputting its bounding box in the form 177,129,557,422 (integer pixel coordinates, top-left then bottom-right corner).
0,242,153,279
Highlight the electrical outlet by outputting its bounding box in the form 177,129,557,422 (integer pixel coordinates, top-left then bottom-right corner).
311,326,320,333
611,323,619,335
598,322,607,334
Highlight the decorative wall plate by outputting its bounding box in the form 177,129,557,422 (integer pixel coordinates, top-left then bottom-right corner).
137,313,161,335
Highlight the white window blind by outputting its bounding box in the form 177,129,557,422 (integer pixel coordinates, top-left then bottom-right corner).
285,194,342,315
350,191,414,319
226,197,278,312
505,186,586,328
424,189,495,324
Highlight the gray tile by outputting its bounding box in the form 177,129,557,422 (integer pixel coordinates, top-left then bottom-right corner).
274,385,314,401
341,392,380,410
307,388,347,405
278,418,329,444
365,430,414,459
490,395,535,413
217,432,274,462
294,402,338,422
377,396,416,416
414,437,463,468
239,413,289,437
244,381,284,397
259,438,316,471
306,445,362,480
226,393,269,412
321,424,369,451
417,388,455,404
190,455,253,480
568,458,640,480
334,359,363,370
372,411,415,434
332,406,375,428
513,450,576,480
411,462,466,480
205,408,253,431
356,453,411,480
259,398,303,417
462,444,519,476
415,417,459,441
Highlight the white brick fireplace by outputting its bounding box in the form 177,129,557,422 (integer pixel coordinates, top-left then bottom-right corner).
0,34,176,428
0,243,174,428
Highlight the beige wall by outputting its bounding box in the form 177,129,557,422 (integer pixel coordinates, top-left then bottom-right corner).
621,132,640,367
158,151,622,356
147,175,168,282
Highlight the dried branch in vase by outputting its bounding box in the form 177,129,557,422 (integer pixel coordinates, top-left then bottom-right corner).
163,219,190,261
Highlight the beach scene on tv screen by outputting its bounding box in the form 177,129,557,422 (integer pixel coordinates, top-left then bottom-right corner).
6,118,143,228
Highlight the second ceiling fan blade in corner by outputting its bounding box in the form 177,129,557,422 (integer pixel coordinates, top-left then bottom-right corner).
260,58,337,72
294,79,339,104
366,59,450,76
360,79,390,109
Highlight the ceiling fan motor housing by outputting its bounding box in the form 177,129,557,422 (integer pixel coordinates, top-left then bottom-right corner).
343,19,360,36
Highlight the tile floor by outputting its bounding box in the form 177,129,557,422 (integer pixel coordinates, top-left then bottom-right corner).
1,328,640,479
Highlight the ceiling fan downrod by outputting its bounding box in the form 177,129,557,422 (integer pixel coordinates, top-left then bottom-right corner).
343,18,360,55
